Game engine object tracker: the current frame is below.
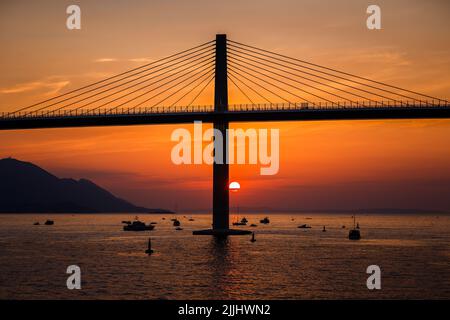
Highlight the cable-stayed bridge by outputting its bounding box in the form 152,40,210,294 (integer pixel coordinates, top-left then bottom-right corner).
1,34,449,235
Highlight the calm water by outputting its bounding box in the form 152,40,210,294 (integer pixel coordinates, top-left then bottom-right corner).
0,213,449,299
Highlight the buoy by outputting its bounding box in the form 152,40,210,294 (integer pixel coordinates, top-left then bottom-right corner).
250,232,256,242
145,238,154,255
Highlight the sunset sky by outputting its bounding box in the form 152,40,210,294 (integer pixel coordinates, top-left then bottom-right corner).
1,0,450,212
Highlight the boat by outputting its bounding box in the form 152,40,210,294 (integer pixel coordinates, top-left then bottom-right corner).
298,224,311,229
44,220,54,225
33,222,40,225
122,220,131,225
150,222,157,225
175,227,183,231
348,216,361,240
349,229,361,240
188,218,194,221
232,216,247,226
250,224,257,227
123,220,155,231
322,226,327,232
173,219,181,227
260,217,270,224
250,232,256,242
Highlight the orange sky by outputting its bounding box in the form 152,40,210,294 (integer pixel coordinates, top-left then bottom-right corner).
1,0,450,211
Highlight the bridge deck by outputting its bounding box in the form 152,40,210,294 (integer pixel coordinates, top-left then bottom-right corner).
1,103,450,130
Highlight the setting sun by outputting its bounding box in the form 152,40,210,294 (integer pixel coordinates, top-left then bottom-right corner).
229,181,241,191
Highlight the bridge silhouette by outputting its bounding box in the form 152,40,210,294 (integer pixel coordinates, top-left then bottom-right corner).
1,34,449,236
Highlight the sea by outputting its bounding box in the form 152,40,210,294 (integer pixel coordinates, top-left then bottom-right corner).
0,213,449,299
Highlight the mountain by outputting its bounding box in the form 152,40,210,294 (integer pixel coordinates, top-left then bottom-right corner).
0,158,171,213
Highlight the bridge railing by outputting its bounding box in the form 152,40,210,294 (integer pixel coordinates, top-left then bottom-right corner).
0,104,215,119
228,100,450,112
0,100,449,120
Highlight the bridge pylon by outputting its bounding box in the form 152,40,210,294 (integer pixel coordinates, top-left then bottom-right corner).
193,34,251,236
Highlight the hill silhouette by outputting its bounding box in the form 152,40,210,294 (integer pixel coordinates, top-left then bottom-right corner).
0,158,171,213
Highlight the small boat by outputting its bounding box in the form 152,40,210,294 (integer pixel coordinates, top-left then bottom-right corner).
260,217,270,224
356,222,360,229
298,224,311,229
250,224,257,227
121,220,131,225
250,232,256,242
173,219,181,227
33,222,40,225
123,220,155,231
188,218,194,221
232,216,248,226
44,220,54,225
348,216,361,240
150,222,157,225
175,227,183,231
145,238,154,255
322,226,327,232
349,229,361,240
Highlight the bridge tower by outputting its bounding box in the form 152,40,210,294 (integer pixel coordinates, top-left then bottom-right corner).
212,34,229,231
193,34,251,236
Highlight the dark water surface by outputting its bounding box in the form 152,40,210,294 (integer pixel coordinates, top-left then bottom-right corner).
0,213,449,299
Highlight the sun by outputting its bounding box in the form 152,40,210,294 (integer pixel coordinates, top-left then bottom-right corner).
229,181,240,192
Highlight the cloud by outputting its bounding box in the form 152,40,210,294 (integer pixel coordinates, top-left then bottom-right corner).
128,57,155,63
94,58,118,63
0,79,70,95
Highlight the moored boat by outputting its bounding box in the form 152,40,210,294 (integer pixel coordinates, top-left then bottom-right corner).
123,220,155,231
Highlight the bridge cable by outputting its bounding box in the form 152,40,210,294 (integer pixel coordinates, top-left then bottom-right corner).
47,55,215,116
39,51,215,116
170,72,215,107
228,40,443,103
228,65,315,106
110,63,215,113
229,56,358,106
228,43,420,105
84,60,215,114
12,40,215,114
228,75,255,105
228,45,403,105
228,50,381,106
228,66,297,105
227,71,273,104
149,69,215,109
187,75,215,107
